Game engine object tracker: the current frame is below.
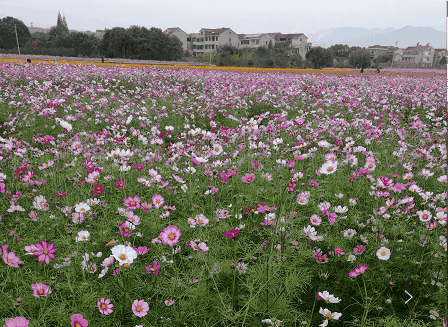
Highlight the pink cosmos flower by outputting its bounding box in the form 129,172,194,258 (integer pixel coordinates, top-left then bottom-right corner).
134,163,145,171
11,192,21,201
159,225,181,247
31,283,52,297
115,179,127,190
223,229,239,238
146,260,160,276
119,221,135,237
132,299,149,317
3,317,30,327
242,173,255,183
24,244,39,255
140,202,152,212
3,251,21,267
152,194,165,209
334,247,344,257
97,297,114,315
28,211,40,221
70,313,88,327
0,182,5,193
34,240,57,264
124,195,141,210
56,190,66,197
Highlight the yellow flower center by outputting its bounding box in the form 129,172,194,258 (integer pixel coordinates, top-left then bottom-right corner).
43,249,48,254
170,234,175,239
156,200,160,203
124,263,129,267
39,289,44,294
109,241,114,245
130,202,135,206
119,254,126,260
382,252,385,255
8,259,12,263
80,208,85,212
101,304,106,309
82,236,86,239
136,306,141,312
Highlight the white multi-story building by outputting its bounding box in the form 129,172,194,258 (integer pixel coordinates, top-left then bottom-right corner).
238,33,276,49
163,27,188,51
187,27,240,57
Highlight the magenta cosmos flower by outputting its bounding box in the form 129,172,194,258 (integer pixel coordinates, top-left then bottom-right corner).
92,183,104,196
242,173,255,183
124,195,141,210
71,313,88,327
3,251,21,267
3,317,30,327
132,299,149,317
152,194,164,209
34,240,57,264
115,179,126,190
223,229,239,238
97,297,113,315
31,283,52,297
159,225,181,247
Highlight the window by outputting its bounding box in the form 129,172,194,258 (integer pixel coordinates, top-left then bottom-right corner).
256,40,259,45
212,45,214,49
266,41,267,45
187,37,191,42
216,37,219,41
241,40,249,45
229,38,231,42
300,38,302,41
229,31,231,34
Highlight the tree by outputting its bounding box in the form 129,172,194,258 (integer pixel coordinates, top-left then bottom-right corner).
348,49,371,68
267,39,273,50
374,54,393,64
305,47,333,69
101,27,131,58
439,56,446,66
167,35,184,61
328,44,350,58
272,52,289,68
289,53,303,68
0,17,31,50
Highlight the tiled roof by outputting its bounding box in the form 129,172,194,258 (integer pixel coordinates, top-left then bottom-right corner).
201,28,230,35
163,27,179,35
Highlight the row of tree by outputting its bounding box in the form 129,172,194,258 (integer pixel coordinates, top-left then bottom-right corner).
1,16,445,69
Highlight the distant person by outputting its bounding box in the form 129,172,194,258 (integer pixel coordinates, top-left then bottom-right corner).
360,68,364,73
356,64,360,69
376,68,380,73
27,58,31,63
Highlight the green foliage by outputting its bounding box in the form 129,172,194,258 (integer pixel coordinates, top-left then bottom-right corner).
374,54,393,64
0,16,31,50
349,49,371,68
305,47,334,69
439,56,446,65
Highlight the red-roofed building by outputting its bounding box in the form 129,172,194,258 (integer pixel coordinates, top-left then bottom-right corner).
238,33,276,49
367,45,399,59
393,43,436,67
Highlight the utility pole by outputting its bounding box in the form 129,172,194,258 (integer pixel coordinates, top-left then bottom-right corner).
14,25,21,55
391,41,398,68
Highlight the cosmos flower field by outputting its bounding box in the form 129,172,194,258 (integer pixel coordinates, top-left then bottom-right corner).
0,60,447,327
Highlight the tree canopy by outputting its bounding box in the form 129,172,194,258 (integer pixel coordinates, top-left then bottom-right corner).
0,17,31,50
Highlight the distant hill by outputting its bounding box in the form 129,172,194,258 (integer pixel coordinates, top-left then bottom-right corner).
306,26,445,48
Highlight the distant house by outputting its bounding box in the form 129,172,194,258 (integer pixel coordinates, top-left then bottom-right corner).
238,33,276,49
367,45,398,59
290,34,311,59
163,27,188,51
393,44,435,67
433,48,447,63
189,27,239,57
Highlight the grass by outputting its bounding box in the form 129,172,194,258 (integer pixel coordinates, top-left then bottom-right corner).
0,60,446,327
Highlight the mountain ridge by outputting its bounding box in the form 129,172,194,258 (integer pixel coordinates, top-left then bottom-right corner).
305,26,445,48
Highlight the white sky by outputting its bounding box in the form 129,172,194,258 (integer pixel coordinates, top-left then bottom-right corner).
0,0,445,35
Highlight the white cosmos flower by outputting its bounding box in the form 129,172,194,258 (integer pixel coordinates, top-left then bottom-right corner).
58,119,72,131
120,165,131,172
376,246,391,260
318,291,342,303
320,161,338,175
111,244,138,266
75,230,90,242
75,202,91,213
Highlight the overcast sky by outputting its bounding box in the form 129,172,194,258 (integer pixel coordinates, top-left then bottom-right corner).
1,0,445,35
